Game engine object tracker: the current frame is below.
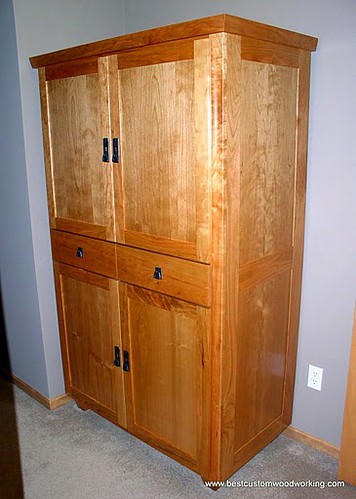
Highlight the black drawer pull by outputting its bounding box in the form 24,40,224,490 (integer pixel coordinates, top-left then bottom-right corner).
153,267,163,280
76,247,84,258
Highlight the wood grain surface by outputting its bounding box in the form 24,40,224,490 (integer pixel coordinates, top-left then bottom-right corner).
119,60,196,246
51,230,117,279
116,243,210,307
239,61,298,265
120,284,205,468
54,263,126,427
46,70,117,240
30,14,317,68
234,271,291,450
282,50,311,425
32,14,317,484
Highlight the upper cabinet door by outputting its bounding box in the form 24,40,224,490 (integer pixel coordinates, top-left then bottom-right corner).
40,39,212,256
117,39,211,262
40,58,119,241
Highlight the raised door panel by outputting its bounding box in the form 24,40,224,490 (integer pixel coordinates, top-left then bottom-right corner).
118,38,211,261
234,270,291,450
239,61,298,265
54,263,126,427
43,59,118,241
119,60,195,257
120,284,206,470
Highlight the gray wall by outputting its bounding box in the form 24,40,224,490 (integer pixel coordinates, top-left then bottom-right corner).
0,0,49,396
1,0,355,447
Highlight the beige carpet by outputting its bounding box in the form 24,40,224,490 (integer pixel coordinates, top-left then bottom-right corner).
1,377,355,499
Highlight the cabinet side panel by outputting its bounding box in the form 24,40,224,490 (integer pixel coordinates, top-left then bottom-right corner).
239,62,298,264
219,34,242,481
283,51,311,424
194,38,212,263
206,32,226,480
39,68,56,226
205,31,243,482
233,60,299,458
234,271,291,449
53,262,71,390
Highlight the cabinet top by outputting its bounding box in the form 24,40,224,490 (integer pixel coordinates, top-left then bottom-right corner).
30,13,317,69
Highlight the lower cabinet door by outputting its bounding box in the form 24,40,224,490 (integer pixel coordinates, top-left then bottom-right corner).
54,262,126,428
119,283,207,470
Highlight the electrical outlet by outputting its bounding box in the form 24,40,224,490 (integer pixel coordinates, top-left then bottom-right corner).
307,364,323,391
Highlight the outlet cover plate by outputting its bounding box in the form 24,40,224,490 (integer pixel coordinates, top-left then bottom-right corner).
307,364,323,391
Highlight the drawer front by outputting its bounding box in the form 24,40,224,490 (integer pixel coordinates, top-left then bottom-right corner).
51,230,117,279
116,245,210,307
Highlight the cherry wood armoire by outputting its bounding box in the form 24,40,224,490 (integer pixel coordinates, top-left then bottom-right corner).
30,14,317,483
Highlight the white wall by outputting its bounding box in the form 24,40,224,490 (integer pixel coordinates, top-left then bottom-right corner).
2,0,355,446
124,0,356,447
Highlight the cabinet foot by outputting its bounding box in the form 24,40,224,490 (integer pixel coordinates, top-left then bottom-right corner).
201,477,222,491
75,400,89,411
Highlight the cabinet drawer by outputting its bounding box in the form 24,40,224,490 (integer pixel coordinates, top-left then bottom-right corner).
51,230,117,279
116,245,210,307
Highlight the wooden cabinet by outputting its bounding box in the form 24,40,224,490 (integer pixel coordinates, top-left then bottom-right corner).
30,14,317,483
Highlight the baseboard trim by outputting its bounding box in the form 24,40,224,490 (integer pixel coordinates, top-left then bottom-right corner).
47,393,72,410
0,367,71,410
284,426,340,459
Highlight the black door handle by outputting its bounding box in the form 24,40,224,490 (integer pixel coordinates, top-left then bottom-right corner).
114,346,121,367
102,137,109,162
123,351,130,372
112,138,119,163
